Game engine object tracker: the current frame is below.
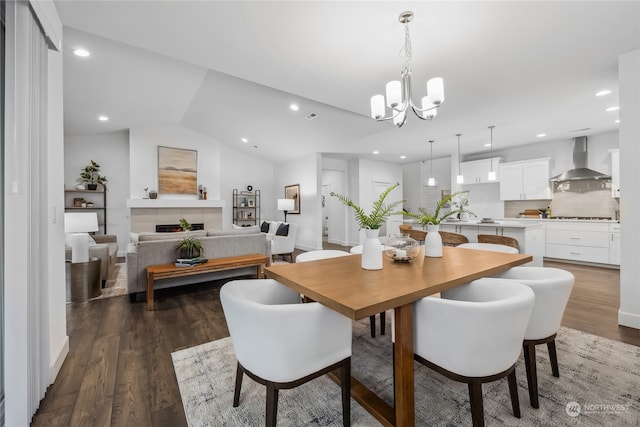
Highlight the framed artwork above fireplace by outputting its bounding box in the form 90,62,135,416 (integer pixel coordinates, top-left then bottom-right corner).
158,146,197,195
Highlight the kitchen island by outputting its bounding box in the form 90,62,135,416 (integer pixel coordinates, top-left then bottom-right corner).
406,219,545,266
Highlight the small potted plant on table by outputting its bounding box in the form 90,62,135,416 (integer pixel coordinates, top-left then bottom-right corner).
175,218,205,262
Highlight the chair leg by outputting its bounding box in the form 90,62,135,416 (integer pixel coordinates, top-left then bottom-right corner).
233,362,243,407
547,339,560,377
467,380,485,427
523,342,539,408
369,315,376,338
380,311,386,335
265,382,278,427
339,360,351,427
507,369,521,418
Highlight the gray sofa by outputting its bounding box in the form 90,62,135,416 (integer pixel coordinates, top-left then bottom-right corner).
65,234,118,284
126,226,270,302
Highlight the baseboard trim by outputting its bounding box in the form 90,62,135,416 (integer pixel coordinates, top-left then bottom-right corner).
50,336,69,383
618,310,640,329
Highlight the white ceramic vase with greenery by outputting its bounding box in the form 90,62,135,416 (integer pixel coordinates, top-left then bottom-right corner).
331,183,404,270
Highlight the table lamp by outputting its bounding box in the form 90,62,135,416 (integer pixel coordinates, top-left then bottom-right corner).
277,198,295,222
65,212,99,263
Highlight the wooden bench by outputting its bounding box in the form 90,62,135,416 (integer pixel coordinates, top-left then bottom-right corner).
145,253,269,310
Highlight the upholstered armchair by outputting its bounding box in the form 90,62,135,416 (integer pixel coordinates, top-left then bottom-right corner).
412,278,535,426
220,278,352,427
262,221,297,262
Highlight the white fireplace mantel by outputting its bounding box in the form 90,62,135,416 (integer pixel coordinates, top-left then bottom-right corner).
126,199,225,208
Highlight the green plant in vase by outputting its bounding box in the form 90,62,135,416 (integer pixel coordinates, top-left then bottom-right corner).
79,160,108,190
175,217,204,260
403,191,474,226
330,182,404,230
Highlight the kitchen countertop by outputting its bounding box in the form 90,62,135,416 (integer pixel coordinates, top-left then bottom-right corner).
503,217,619,224
404,219,542,229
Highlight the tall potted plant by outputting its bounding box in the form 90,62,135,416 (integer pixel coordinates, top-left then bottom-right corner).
79,160,108,190
403,191,473,257
331,183,404,270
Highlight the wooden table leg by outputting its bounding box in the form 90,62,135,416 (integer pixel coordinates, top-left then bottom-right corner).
394,303,415,426
147,272,154,311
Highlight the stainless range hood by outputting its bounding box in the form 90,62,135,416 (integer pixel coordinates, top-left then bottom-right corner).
550,136,611,182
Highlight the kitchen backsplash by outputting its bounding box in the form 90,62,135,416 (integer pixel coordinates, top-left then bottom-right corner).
504,180,619,219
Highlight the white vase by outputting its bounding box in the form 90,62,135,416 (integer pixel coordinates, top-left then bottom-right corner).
361,228,383,270
425,224,443,257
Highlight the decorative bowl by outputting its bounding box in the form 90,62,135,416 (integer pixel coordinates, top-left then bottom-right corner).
385,234,420,262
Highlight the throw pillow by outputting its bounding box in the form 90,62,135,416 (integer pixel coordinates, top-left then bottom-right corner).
260,221,270,233
276,223,289,236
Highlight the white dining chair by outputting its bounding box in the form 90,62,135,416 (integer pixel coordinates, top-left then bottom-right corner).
491,266,575,408
457,242,519,254
412,278,535,427
220,279,352,427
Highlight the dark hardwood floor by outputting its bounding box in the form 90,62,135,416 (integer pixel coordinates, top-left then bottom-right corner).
31,248,640,426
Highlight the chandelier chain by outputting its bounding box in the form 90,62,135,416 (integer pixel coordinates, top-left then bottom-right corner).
401,23,412,73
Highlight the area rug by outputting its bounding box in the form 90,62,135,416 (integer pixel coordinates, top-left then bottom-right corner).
172,318,640,426
93,262,127,299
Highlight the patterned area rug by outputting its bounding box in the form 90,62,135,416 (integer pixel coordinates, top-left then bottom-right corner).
93,262,127,299
172,318,639,426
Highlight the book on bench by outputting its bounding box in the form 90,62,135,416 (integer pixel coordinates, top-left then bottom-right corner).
174,257,208,267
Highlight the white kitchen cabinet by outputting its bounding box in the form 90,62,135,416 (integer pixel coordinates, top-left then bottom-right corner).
460,157,502,184
545,221,611,264
499,158,550,200
610,149,620,198
609,223,620,265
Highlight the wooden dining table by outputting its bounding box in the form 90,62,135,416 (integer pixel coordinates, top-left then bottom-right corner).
264,245,532,427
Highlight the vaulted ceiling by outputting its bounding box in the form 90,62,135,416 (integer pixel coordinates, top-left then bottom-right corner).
56,1,639,164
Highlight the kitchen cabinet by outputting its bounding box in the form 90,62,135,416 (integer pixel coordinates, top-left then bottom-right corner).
499,158,550,200
610,149,620,198
609,223,620,265
460,157,502,184
545,221,611,264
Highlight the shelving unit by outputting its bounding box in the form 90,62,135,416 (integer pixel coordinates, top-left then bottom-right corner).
233,189,260,227
64,188,107,234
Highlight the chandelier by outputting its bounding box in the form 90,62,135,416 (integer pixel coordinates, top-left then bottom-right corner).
370,11,445,127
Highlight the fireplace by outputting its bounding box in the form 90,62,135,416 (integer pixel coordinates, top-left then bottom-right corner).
156,223,205,233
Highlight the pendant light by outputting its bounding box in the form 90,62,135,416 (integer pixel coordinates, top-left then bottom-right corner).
428,140,435,186
456,133,464,184
488,126,497,181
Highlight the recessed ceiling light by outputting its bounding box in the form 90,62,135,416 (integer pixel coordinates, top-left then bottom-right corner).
606,106,620,112
98,115,109,121
73,48,90,57
483,143,491,147
537,133,546,138
241,137,248,143
615,119,620,124
400,155,406,159
289,104,299,111
595,90,611,97
373,150,379,154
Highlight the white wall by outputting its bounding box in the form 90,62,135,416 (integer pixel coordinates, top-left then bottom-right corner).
129,126,221,200
65,131,130,254
618,49,640,329
275,153,322,251
219,144,275,226
47,45,68,385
